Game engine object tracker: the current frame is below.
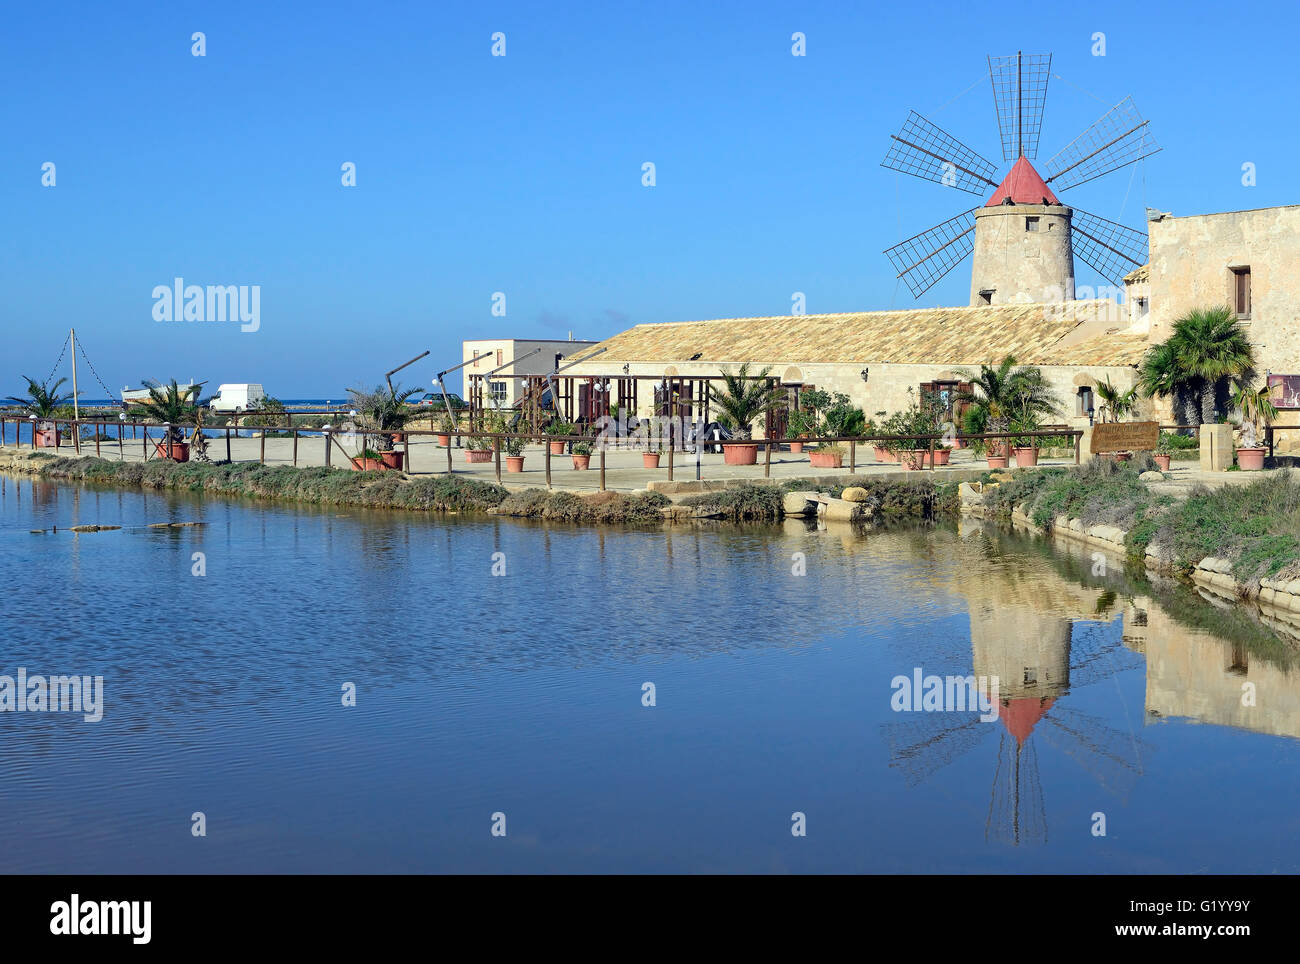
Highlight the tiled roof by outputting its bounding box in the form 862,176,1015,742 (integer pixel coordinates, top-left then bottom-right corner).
583,300,1147,368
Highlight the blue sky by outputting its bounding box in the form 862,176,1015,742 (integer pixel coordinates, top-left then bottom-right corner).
3,0,1295,397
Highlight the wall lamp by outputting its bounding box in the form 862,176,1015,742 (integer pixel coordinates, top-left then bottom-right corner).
860,368,870,383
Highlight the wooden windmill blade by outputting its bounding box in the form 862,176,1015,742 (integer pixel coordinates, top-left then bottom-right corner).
1069,207,1150,287
987,51,1053,161
883,713,990,788
884,208,979,298
1044,96,1161,191
881,111,999,196
1039,705,1147,795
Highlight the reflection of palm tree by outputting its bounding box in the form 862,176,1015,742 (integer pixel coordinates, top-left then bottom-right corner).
884,620,1145,846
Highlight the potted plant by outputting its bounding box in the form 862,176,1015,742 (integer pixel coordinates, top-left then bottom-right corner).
710,363,787,466
348,383,422,471
433,412,456,447
1010,414,1042,467
809,443,844,469
880,392,936,470
1153,435,1173,472
572,440,593,470
1232,381,1277,471
786,407,816,454
5,376,76,448
464,436,493,463
349,447,386,471
130,378,206,462
955,356,1060,471
504,434,526,472
545,419,574,455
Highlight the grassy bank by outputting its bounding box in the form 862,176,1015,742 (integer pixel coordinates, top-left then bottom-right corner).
986,458,1300,585
8,452,963,526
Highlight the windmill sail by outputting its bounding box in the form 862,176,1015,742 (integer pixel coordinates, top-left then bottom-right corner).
1070,207,1149,286
1044,96,1161,191
881,111,998,196
884,208,979,298
987,52,1052,161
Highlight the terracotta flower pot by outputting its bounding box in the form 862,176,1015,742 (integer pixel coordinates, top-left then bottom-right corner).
1114,452,1133,462
986,456,1009,469
873,445,889,462
1153,453,1172,471
549,441,566,456
434,433,451,447
932,448,951,466
505,455,525,472
1013,446,1038,467
390,433,404,445
808,450,843,469
464,449,493,463
789,441,804,454
154,441,190,462
35,428,59,448
722,443,758,465
349,456,384,471
642,452,661,468
899,452,923,470
572,454,590,470
1237,447,1266,471
380,450,404,470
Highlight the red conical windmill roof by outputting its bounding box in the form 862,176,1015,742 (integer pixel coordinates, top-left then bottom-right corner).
1000,696,1055,745
985,156,1060,207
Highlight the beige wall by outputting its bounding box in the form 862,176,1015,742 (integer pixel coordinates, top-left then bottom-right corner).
462,339,598,405
566,358,1142,435
970,204,1075,306
1149,205,1300,371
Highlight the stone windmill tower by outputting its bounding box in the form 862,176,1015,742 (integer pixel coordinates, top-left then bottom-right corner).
881,52,1159,306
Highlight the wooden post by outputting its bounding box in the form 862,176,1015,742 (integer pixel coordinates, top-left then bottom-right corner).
259,430,265,464
118,425,123,460
928,435,935,472
226,426,232,462
545,441,552,489
94,424,100,457
494,438,501,483
292,429,298,466
849,440,856,474
404,433,410,474
142,425,148,460
74,419,81,454
600,446,606,491
324,430,332,468
763,438,771,478
1074,431,1080,465
446,438,453,475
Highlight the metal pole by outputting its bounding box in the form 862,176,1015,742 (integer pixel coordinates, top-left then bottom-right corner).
70,328,80,423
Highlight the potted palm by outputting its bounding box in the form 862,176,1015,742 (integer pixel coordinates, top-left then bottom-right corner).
348,383,422,470
133,379,205,461
571,440,593,470
5,376,75,448
710,364,786,465
1233,381,1277,471
955,356,1060,471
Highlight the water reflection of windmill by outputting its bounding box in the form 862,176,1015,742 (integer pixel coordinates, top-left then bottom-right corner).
880,51,1159,304
886,567,1146,846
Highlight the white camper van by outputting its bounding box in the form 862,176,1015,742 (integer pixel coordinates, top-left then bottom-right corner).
211,384,267,413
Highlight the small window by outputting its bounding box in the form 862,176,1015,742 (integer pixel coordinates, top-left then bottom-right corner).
1231,267,1251,319
1077,386,1095,416
489,381,507,402
496,349,504,367
1023,667,1038,686
1025,216,1040,232
979,289,994,305
1136,297,1149,318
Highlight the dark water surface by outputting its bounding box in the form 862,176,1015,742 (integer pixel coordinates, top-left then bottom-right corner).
1,475,1298,873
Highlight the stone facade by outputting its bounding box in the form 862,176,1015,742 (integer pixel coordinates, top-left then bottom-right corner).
970,204,1075,306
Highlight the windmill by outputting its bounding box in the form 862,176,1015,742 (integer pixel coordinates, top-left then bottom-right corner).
881,52,1159,305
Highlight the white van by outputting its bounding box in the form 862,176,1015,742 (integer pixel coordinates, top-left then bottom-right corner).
211,384,267,412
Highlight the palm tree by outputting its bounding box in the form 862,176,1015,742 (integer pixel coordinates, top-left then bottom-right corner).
954,355,1060,446
1094,376,1138,423
347,383,423,452
709,364,786,440
133,379,206,444
1166,306,1254,426
1232,381,1279,449
1137,340,1197,429
5,376,74,418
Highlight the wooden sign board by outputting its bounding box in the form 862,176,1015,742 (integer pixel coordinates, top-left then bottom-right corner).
1091,420,1159,454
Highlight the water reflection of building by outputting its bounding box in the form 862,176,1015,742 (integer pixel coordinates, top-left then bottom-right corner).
885,524,1147,846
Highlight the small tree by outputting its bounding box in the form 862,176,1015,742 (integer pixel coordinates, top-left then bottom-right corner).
1232,382,1278,449
133,379,206,444
709,364,786,440
1095,376,1138,423
347,383,422,452
5,376,75,420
